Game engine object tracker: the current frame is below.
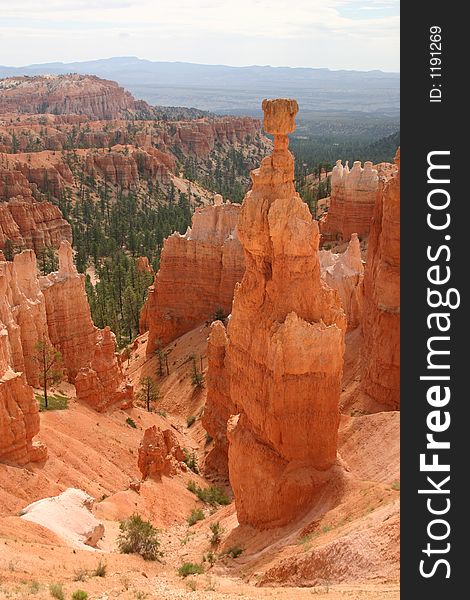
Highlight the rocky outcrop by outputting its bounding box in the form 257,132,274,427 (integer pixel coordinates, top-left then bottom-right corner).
138,425,185,479
0,368,47,465
75,327,133,412
173,118,261,158
361,150,400,409
13,160,73,198
320,160,379,242
319,233,364,329
20,488,104,549
0,168,34,200
84,147,174,189
0,75,137,120
40,241,98,380
0,197,72,253
0,250,51,387
204,99,346,528
144,195,245,352
84,150,139,189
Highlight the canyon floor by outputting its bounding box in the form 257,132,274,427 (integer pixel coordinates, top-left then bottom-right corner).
0,326,399,600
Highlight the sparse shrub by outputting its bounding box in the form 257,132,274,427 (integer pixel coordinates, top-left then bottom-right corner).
212,307,226,322
117,514,162,561
205,432,213,445
183,448,199,473
209,521,224,545
186,481,230,506
73,568,87,582
187,480,198,494
49,583,65,600
30,581,40,594
186,415,196,428
225,545,243,559
204,550,217,566
92,560,107,577
72,591,88,600
391,480,400,491
187,508,205,526
178,562,204,578
126,417,137,428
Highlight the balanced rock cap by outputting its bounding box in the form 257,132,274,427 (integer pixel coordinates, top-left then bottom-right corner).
262,98,299,136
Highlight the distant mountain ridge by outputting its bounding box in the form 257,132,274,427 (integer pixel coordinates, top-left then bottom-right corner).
0,57,400,116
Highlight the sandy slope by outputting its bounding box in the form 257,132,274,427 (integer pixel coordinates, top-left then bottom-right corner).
0,326,399,599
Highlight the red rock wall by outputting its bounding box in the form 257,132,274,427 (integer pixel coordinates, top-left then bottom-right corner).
144,197,245,353
320,160,379,242
84,147,174,188
319,233,364,330
1,197,72,252
361,150,400,409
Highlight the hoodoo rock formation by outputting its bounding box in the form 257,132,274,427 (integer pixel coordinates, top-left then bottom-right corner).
202,320,235,479
144,195,245,352
361,150,400,409
1,241,131,414
40,241,98,381
320,160,379,242
319,233,364,329
39,241,132,408
0,368,47,465
0,250,50,387
75,327,133,412
204,99,346,528
138,425,185,479
0,251,48,464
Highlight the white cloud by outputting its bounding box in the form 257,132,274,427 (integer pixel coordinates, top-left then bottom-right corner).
0,0,399,70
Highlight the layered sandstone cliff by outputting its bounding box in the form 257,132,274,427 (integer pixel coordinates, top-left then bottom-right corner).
0,75,138,120
144,194,245,353
320,160,379,242
0,197,72,252
84,146,174,189
172,117,261,158
319,233,364,330
204,99,346,528
361,150,400,409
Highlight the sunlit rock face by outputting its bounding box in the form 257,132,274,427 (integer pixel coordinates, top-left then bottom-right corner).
204,99,346,528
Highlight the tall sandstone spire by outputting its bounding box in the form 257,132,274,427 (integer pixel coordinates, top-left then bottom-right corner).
204,99,346,528
361,149,400,409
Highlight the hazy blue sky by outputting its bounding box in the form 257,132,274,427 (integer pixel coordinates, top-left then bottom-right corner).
0,0,399,71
